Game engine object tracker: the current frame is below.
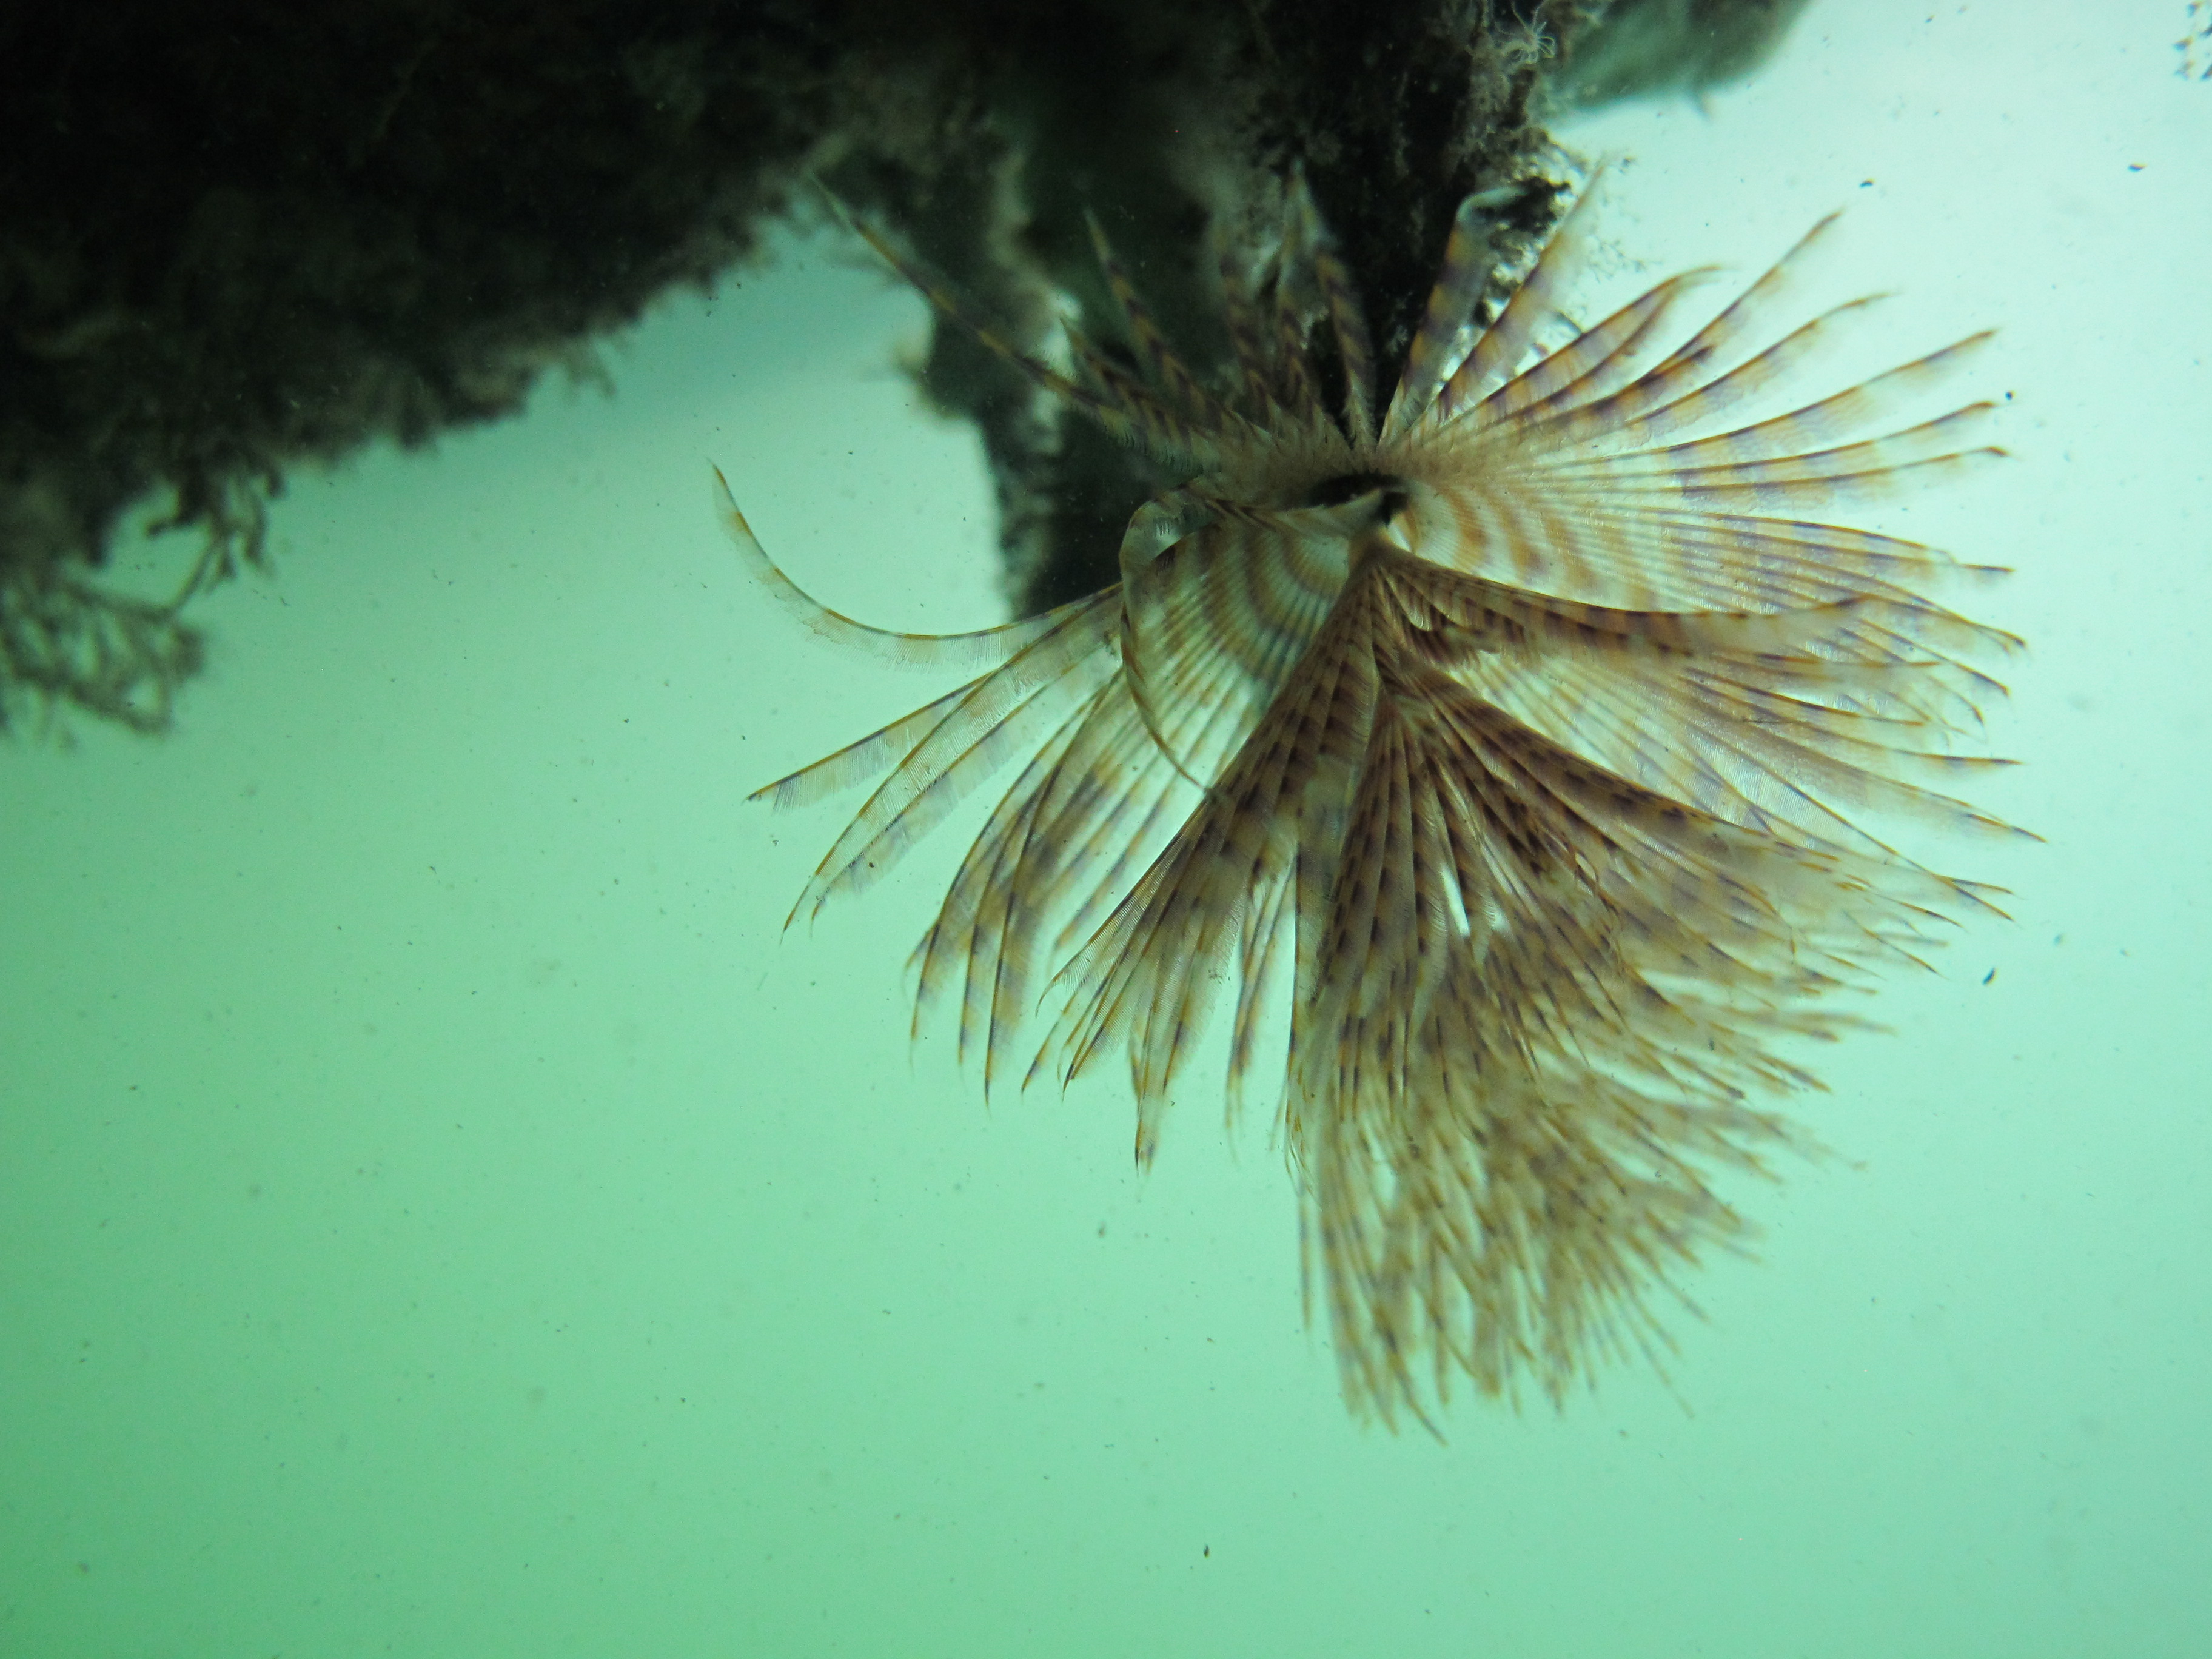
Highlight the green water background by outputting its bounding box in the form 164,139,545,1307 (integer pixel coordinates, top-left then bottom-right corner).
5,3,2208,1654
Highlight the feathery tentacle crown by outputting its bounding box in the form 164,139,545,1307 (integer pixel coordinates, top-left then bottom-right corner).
722,169,2024,1427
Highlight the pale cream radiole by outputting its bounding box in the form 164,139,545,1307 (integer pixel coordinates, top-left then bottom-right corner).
720,173,2023,1426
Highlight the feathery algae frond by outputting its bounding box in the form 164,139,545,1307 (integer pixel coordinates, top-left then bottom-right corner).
728,176,2025,1426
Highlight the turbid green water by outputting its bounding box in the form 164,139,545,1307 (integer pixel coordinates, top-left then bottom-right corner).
5,4,2208,1654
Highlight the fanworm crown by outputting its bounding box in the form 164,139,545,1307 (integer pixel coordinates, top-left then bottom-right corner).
722,170,2025,1427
